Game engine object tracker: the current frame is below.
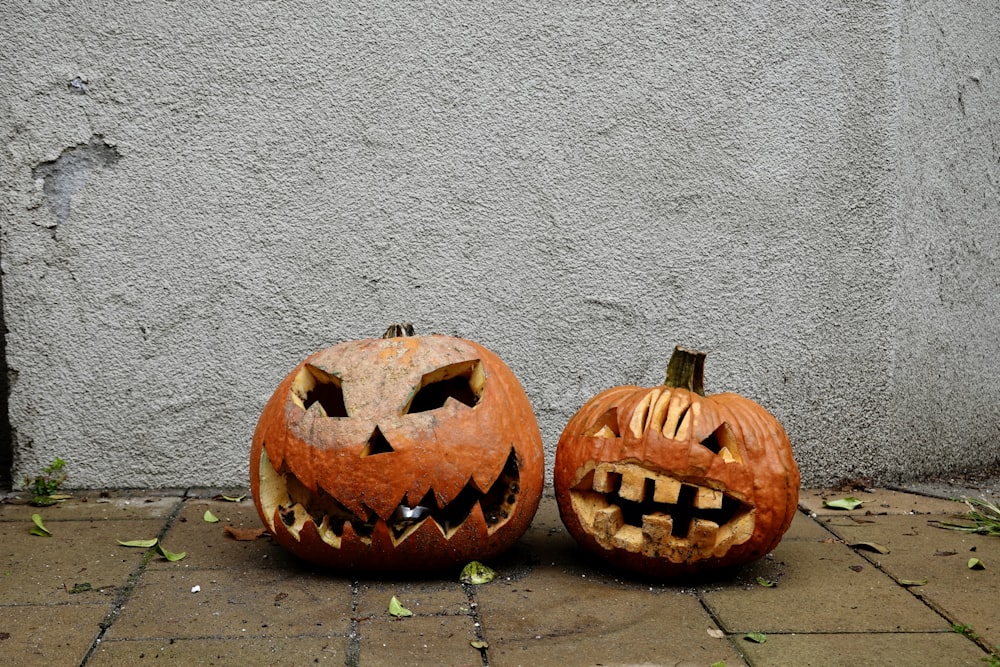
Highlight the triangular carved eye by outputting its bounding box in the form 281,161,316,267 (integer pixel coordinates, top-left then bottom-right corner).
291,364,348,418
405,360,484,414
585,408,621,438
700,423,742,463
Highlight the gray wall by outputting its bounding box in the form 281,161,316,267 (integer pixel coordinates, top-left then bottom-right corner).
1,2,997,489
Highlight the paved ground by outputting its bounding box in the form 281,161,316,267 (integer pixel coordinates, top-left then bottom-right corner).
1,484,998,667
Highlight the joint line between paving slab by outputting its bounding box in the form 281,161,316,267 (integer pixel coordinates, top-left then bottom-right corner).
695,591,750,665
345,581,362,667
78,494,188,666
462,582,490,667
797,505,997,655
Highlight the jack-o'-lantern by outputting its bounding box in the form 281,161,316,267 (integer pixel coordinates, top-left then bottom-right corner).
554,346,799,577
250,324,544,571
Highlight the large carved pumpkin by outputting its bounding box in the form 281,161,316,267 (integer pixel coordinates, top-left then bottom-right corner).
250,324,544,571
554,346,799,578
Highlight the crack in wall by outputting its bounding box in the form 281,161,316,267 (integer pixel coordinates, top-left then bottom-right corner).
32,134,120,226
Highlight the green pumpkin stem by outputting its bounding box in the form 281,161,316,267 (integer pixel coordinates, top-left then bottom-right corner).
664,346,706,396
382,322,415,339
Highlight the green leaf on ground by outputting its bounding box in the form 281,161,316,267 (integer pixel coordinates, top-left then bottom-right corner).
203,510,220,523
470,640,489,649
220,494,246,502
29,513,52,537
459,561,497,585
755,577,776,587
117,538,158,548
711,662,726,667
824,497,864,510
743,632,767,644
156,544,186,561
388,595,413,617
69,582,92,594
968,558,986,570
899,578,928,586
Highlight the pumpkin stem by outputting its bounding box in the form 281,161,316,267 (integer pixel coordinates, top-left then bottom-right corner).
382,322,415,339
664,346,706,396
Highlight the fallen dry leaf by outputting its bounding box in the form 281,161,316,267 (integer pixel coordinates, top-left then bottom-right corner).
849,541,891,554
223,525,269,541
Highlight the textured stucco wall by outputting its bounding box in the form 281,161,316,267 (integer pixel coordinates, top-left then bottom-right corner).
0,2,996,489
890,1,1000,478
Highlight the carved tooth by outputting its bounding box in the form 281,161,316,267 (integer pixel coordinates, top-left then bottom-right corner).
653,476,682,504
716,512,755,549
593,505,624,538
610,525,644,553
592,464,619,493
641,512,674,543
316,516,342,548
694,487,724,509
617,469,647,502
688,518,720,547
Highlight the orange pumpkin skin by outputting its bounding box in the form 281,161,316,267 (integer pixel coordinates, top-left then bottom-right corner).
250,332,544,571
554,352,799,578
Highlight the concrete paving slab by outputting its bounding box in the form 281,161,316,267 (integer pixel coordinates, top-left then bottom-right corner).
0,493,182,521
149,497,299,571
799,488,964,517
735,630,987,667
823,511,1000,650
356,578,472,618
2,488,998,666
476,567,745,667
0,603,106,665
105,567,353,640
498,491,590,572
88,636,348,665
781,510,836,541
359,614,485,667
702,539,948,633
0,518,165,604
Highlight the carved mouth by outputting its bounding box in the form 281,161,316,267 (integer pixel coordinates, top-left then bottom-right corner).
569,462,754,562
258,447,521,548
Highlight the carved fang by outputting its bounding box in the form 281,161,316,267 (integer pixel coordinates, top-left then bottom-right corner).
257,445,521,549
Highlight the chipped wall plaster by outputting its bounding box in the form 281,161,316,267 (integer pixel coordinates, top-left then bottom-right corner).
31,135,120,227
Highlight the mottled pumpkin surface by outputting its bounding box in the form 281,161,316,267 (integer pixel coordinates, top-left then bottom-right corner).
554,347,800,578
251,333,544,571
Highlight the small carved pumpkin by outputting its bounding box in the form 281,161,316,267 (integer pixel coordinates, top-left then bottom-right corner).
250,324,544,571
554,346,799,577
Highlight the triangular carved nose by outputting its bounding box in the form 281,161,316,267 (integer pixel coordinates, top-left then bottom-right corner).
360,426,395,457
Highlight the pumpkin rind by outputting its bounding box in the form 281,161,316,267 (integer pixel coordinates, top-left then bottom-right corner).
554,347,799,578
250,333,544,571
